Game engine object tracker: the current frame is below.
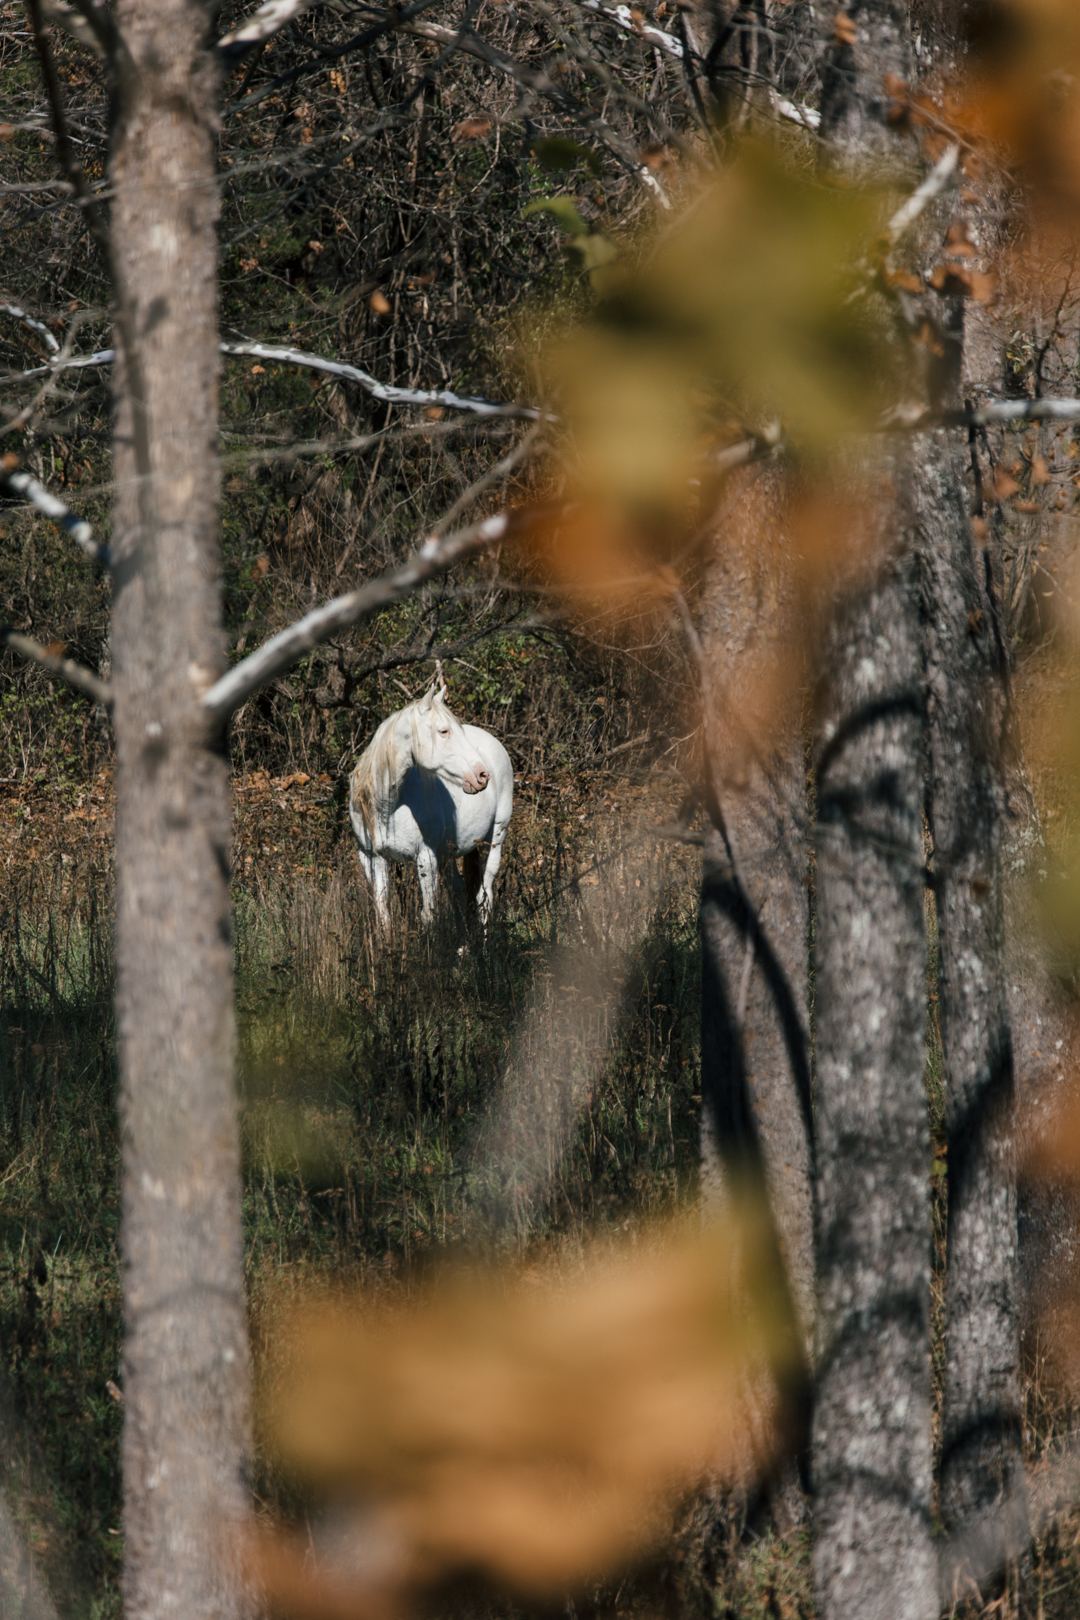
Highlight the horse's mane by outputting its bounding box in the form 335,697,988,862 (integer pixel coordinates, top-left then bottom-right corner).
350,693,453,840
350,705,411,842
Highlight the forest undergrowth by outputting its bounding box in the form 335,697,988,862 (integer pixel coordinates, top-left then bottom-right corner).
2,746,1080,1620
0,757,716,1619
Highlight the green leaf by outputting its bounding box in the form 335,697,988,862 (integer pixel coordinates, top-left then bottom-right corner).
522,196,590,237
531,136,602,177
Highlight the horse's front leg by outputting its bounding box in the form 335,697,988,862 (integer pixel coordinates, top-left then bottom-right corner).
477,835,507,928
416,844,439,925
357,848,392,934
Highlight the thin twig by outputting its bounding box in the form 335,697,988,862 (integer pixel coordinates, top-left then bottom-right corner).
430,424,542,537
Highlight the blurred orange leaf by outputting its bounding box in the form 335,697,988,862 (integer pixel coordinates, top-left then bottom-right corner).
259,1220,790,1607
993,466,1022,501
454,118,492,140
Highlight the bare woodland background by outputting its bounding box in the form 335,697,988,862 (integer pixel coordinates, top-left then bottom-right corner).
5,1,1080,1618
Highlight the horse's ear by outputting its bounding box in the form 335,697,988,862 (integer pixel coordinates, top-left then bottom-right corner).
418,685,435,711
437,683,448,702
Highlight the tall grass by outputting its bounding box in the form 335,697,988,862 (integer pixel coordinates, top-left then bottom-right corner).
0,798,705,1617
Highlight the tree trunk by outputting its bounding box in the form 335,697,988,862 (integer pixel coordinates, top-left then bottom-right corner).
810,10,937,1619
109,3,252,1614
917,433,1029,1593
811,473,936,1620
697,465,814,1517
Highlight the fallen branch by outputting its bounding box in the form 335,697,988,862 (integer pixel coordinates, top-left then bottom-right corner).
1,628,112,707
576,0,682,58
201,510,515,727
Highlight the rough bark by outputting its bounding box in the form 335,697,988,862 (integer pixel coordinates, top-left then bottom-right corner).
956,164,1080,1387
697,465,814,1521
811,474,936,1620
109,3,253,1615
915,434,1029,1594
811,9,938,1619
817,1,913,180
698,466,814,1356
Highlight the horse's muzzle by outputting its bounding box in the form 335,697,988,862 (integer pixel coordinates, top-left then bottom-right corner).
463,766,490,794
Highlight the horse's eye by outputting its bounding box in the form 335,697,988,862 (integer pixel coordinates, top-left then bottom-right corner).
438,727,450,736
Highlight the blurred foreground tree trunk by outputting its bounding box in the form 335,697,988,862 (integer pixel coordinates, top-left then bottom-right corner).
698,464,814,1477
108,0,253,1613
810,8,937,1620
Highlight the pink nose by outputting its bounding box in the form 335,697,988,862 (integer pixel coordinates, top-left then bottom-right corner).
464,766,490,794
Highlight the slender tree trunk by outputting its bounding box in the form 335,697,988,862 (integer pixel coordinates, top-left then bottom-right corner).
811,10,937,1618
811,473,936,1620
109,3,252,1614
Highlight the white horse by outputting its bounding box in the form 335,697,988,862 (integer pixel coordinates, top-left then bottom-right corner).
349,677,513,933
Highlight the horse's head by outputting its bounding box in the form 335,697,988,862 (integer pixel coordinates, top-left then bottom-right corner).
412,684,490,794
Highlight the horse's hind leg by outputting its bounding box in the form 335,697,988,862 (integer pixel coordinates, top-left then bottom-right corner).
461,848,482,931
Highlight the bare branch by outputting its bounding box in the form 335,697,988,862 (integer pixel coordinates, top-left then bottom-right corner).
1,461,108,564
218,0,314,55
0,179,76,193
0,302,60,353
201,510,515,728
2,308,98,434
884,398,1080,430
2,628,112,706
220,342,542,417
9,347,115,381
885,143,959,246
16,343,542,418
564,9,820,132
25,0,156,564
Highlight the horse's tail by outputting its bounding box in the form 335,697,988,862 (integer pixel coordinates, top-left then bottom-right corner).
349,758,377,845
